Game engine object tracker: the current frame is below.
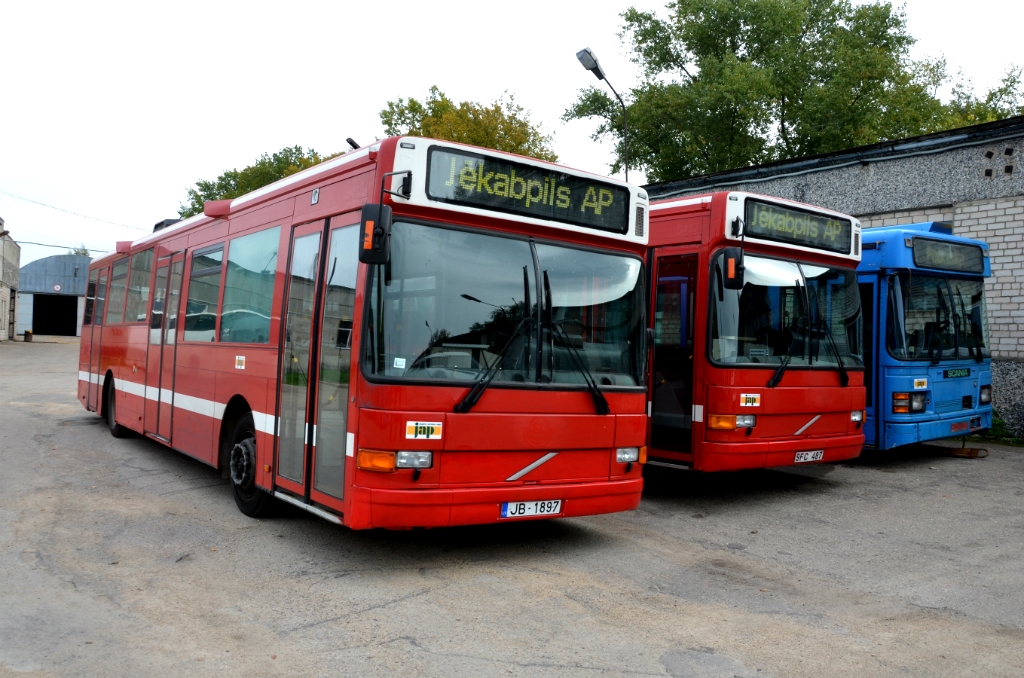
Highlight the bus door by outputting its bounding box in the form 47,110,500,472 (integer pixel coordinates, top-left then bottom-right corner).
276,217,359,506
858,276,878,447
144,253,184,440
87,268,108,412
649,250,699,460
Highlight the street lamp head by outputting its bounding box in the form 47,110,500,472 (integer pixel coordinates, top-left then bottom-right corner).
576,47,606,81
0,230,9,239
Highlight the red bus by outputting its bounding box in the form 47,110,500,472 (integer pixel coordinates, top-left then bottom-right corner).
77,138,651,529
644,191,866,471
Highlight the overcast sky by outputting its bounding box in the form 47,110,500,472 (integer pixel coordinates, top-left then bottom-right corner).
2,0,1021,265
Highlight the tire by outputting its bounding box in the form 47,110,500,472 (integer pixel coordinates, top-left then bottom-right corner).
228,413,274,518
106,380,127,438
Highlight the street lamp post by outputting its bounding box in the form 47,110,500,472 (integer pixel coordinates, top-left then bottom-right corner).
576,47,629,183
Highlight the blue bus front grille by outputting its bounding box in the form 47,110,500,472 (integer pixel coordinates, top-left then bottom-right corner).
935,398,963,413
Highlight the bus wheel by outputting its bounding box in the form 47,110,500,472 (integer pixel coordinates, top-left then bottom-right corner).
106,380,127,439
229,413,273,518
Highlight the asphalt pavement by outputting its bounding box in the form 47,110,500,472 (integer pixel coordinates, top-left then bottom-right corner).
1,340,1022,677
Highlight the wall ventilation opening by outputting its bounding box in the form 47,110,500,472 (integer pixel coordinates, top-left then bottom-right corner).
1005,147,1015,156
984,168,994,178
1007,165,1015,175
985,150,995,159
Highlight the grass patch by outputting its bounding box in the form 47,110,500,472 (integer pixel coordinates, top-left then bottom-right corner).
969,410,1024,447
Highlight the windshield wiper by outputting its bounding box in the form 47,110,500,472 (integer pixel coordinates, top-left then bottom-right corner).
767,328,802,388
544,272,610,415
814,316,850,387
550,322,612,415
952,285,982,363
454,267,534,414
453,318,531,413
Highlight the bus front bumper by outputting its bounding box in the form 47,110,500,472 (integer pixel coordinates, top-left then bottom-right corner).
696,434,864,472
883,410,993,449
347,477,643,529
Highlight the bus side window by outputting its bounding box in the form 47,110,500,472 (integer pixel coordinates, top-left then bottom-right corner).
125,249,154,323
83,269,99,325
105,259,130,324
219,227,281,344
184,246,224,342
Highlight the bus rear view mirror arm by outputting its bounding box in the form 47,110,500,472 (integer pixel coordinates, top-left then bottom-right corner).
722,246,745,290
359,204,392,265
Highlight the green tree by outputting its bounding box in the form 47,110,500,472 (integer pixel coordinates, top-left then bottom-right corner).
178,146,342,218
565,0,1022,182
67,244,90,256
945,67,1024,127
381,86,558,162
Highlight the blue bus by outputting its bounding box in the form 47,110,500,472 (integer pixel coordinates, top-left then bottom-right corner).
858,223,992,449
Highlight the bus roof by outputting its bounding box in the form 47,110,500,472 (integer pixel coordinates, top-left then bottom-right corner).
860,222,991,276
89,137,648,267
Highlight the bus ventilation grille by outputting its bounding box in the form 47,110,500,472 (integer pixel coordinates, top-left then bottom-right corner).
854,232,860,256
635,206,645,237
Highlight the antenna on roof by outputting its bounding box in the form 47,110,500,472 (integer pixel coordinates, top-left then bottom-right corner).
346,138,360,150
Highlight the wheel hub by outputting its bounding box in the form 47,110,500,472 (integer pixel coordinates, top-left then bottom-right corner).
230,436,256,488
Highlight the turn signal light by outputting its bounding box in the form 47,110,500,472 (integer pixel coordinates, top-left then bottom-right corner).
356,449,396,473
638,446,647,464
892,393,910,414
709,414,737,430
708,414,756,429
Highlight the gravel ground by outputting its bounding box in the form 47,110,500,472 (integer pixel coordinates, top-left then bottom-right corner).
1,340,1022,677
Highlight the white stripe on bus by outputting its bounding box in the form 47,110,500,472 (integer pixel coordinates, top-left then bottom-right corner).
79,374,276,435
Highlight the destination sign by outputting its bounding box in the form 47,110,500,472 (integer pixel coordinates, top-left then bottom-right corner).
913,238,984,274
426,147,630,234
744,200,853,254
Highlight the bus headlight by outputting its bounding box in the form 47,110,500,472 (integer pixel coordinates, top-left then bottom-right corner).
736,415,756,428
980,385,992,404
851,410,864,423
616,447,640,463
396,451,433,469
910,393,926,412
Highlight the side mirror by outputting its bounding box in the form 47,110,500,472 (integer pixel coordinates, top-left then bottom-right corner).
359,204,392,264
722,247,744,290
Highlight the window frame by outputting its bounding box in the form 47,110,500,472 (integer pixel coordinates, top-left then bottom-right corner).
358,217,647,392
104,258,131,325
182,243,226,343
218,225,283,345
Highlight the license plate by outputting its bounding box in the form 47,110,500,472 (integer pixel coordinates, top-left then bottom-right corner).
950,421,970,433
501,500,562,519
794,450,824,463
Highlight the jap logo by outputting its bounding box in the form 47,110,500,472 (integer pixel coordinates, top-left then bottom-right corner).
406,421,443,439
740,393,761,407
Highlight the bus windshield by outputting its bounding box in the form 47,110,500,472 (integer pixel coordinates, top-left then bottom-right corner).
709,253,862,368
363,221,646,387
886,272,990,360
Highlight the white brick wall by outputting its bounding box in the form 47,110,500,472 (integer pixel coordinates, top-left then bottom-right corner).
858,206,954,228
953,196,1024,360
857,197,1024,360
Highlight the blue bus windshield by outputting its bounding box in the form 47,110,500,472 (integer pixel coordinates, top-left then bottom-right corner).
886,272,990,361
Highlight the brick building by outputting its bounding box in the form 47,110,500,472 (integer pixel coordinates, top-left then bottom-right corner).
0,217,21,342
645,116,1024,434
